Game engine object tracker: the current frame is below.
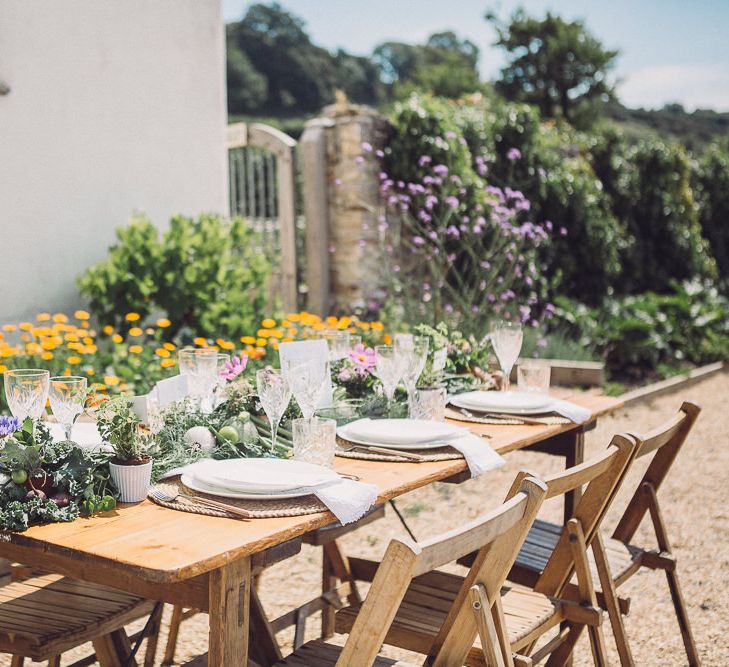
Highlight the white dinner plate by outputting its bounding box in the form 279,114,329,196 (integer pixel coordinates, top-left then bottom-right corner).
341,418,464,447
450,391,553,415
181,474,317,500
191,458,339,493
337,420,464,451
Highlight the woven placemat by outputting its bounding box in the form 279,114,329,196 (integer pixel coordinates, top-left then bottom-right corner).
149,476,328,519
335,443,464,463
445,407,571,426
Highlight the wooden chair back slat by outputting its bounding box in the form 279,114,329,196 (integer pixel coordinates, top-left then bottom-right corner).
534,434,639,598
612,401,700,544
335,476,548,667
538,446,616,499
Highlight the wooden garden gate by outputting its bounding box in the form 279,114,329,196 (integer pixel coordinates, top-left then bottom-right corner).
227,122,298,312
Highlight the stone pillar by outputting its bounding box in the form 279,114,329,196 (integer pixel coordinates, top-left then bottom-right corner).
303,99,388,315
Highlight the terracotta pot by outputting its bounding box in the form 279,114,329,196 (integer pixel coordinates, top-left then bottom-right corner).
109,460,153,503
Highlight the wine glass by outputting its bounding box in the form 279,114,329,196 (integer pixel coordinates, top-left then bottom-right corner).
323,331,351,361
213,353,231,407
489,320,523,392
4,368,50,422
394,334,430,415
178,349,218,411
374,345,403,415
283,358,330,420
256,369,292,455
49,376,87,442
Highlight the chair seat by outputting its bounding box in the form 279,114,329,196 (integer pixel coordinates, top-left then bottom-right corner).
336,569,561,657
0,572,155,659
514,519,643,587
274,639,419,666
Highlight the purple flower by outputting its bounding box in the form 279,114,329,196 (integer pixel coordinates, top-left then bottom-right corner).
360,142,373,152
418,155,432,167
559,227,568,236
220,355,248,382
355,156,365,164
433,164,449,177
507,148,522,162
357,239,366,249
445,196,459,208
0,416,21,438
375,149,385,158
349,344,376,373
334,178,342,186
412,235,425,246
337,368,354,383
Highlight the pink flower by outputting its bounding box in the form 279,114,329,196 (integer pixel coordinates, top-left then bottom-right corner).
507,148,522,162
220,354,248,381
348,343,376,373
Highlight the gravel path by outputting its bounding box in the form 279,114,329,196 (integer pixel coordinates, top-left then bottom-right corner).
3,371,728,665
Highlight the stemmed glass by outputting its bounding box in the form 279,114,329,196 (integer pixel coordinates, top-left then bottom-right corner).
374,345,403,415
282,358,330,420
49,376,87,442
324,331,351,361
4,368,50,422
489,320,523,392
213,353,231,407
394,334,430,415
178,349,218,411
256,369,292,455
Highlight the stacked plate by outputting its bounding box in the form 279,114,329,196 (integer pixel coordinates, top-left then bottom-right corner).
450,391,553,415
181,458,340,500
338,418,466,450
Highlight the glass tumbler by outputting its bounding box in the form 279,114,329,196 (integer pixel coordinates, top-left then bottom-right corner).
409,387,447,421
292,417,337,468
517,361,551,394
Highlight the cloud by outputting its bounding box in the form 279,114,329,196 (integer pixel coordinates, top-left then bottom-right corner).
619,64,729,112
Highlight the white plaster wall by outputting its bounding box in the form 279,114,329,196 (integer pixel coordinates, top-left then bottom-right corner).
0,0,227,321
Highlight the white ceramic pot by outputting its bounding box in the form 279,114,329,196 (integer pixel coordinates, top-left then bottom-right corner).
109,459,153,503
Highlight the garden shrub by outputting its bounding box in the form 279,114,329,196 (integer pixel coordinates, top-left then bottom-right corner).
692,143,729,281
78,213,272,339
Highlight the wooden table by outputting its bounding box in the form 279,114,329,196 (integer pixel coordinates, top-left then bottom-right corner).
0,392,621,666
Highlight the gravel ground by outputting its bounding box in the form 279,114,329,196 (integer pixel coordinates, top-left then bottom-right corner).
3,371,728,665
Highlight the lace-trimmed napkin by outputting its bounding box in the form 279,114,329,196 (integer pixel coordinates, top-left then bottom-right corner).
446,433,505,477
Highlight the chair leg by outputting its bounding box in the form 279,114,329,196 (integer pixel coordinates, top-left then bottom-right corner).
592,534,634,666
93,629,133,667
143,602,165,667
162,604,185,665
47,658,61,667
10,656,24,667
321,545,337,638
665,568,701,666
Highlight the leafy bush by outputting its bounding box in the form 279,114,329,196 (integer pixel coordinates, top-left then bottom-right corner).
693,143,729,281
78,213,272,339
553,281,729,380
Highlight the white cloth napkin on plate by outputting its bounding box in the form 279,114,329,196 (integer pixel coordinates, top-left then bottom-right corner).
447,433,505,477
312,478,379,525
549,399,592,424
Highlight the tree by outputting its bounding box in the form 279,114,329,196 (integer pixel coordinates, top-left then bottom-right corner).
488,9,618,124
226,43,267,114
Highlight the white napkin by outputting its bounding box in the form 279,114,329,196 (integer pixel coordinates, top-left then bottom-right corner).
549,399,592,424
312,478,379,525
447,433,505,478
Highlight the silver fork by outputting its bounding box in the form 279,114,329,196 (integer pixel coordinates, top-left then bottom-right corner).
149,487,253,519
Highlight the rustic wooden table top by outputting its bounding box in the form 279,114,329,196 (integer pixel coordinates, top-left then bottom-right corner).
0,392,622,585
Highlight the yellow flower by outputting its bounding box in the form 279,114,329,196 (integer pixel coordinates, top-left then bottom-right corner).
36,313,51,322
281,319,291,327
155,348,170,358
359,322,371,330
41,352,53,361
287,313,301,322
160,358,176,368
95,384,108,391
0,348,15,358
129,345,143,354
145,327,155,335
0,364,6,373
65,333,79,342
261,318,276,328
83,336,94,345
282,337,294,343
119,383,130,392
67,355,81,365
74,310,90,320
2,325,16,333
80,321,90,329
287,328,297,337
326,316,338,325
53,313,68,323
128,327,143,337
383,334,392,344
257,329,272,338
67,342,81,351
163,342,176,351
85,344,98,354
269,329,284,339
371,321,384,331
103,375,120,387
156,318,171,328
240,336,256,345
86,369,95,376
217,339,235,350
19,322,33,332
256,337,267,347
193,337,208,346
338,316,352,329
25,342,41,355
41,339,57,351
111,334,123,344
125,312,141,322
312,323,325,331
102,325,114,335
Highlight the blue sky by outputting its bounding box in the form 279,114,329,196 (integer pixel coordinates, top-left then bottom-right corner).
222,0,729,111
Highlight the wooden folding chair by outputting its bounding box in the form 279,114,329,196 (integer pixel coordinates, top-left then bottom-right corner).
336,434,638,666
272,475,548,666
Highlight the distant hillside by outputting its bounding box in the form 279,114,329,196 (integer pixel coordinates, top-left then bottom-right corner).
605,102,729,151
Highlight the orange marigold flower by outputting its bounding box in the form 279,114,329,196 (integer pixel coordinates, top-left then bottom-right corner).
155,348,170,358
74,310,90,320
256,337,267,347
36,313,51,322
326,316,338,325
0,364,7,373
160,358,176,368
287,313,301,322
163,342,176,351
240,336,256,345
102,325,114,335
371,321,384,331
19,322,33,331
80,321,90,329
129,345,143,354
65,333,79,342
128,327,143,337
193,337,207,346
53,313,68,323
67,355,81,365
41,352,54,361
83,337,94,345
156,318,171,328
383,334,392,344
125,312,141,322
2,325,16,333
111,334,123,344
217,339,235,350
256,329,272,338
41,339,57,351
261,318,277,328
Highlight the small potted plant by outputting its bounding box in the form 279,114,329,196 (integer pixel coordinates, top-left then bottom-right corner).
96,397,154,502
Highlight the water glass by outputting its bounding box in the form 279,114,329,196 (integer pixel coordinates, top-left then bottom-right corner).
324,331,351,361
146,394,165,434
178,349,218,410
283,358,330,420
349,335,362,350
394,334,429,405
4,368,50,422
292,417,336,468
49,376,87,441
213,353,231,407
256,368,292,455
518,361,551,394
374,345,402,413
490,321,523,391
409,387,447,421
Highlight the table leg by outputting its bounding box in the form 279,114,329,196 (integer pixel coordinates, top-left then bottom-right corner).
563,429,585,523
209,557,251,666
